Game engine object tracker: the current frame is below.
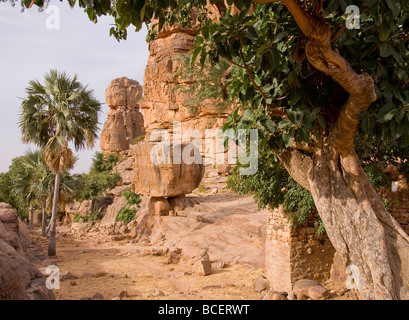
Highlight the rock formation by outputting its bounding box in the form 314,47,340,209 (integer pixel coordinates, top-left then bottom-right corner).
0,203,55,300
100,77,145,154
133,142,204,198
140,16,233,176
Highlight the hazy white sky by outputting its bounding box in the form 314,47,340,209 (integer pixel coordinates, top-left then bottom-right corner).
0,1,149,174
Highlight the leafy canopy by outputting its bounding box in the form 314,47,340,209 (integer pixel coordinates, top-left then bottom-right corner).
7,0,409,225
19,69,101,173
75,152,121,203
11,0,406,163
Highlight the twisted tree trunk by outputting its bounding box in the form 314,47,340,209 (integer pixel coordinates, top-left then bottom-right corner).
254,0,409,299
309,143,409,299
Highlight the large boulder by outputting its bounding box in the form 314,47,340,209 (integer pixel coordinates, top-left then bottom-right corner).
0,203,55,300
292,279,328,300
133,142,204,197
100,77,145,154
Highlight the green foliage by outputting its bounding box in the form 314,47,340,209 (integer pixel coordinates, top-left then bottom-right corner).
73,211,102,223
133,135,145,145
0,171,27,219
77,171,120,202
363,162,390,190
197,184,207,193
283,178,317,229
227,151,322,231
72,213,81,223
121,186,142,207
116,207,136,224
382,198,391,211
19,69,101,173
75,151,121,204
175,53,232,115
90,152,119,174
227,153,286,210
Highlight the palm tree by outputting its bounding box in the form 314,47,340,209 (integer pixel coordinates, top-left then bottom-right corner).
30,155,80,237
19,69,101,256
13,150,42,229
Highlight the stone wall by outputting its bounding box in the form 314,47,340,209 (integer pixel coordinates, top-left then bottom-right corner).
265,206,335,293
378,176,409,235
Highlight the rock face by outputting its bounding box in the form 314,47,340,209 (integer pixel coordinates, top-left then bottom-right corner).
140,20,233,175
133,142,204,198
100,77,145,154
0,203,55,300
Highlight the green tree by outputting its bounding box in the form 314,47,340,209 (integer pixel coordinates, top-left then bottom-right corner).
115,186,142,231
89,151,119,174
19,69,101,256
0,172,24,217
75,152,121,212
12,0,409,299
13,150,46,229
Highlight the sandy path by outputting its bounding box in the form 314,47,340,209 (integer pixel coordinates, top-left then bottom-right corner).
34,230,263,300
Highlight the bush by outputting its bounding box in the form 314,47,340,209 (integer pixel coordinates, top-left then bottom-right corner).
72,211,102,223
73,213,81,223
90,152,119,174
227,152,323,232
121,186,142,206
133,135,145,145
88,211,103,222
116,207,136,224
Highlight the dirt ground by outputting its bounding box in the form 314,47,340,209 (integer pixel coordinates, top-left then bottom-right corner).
33,228,264,300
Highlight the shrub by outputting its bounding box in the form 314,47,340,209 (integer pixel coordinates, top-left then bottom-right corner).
72,211,102,223
121,186,142,206
116,207,136,224
88,211,102,222
73,213,81,223
133,135,145,145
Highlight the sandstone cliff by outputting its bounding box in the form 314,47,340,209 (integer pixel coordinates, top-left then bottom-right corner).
140,21,233,176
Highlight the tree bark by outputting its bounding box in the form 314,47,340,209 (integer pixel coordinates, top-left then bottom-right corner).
42,197,47,237
28,202,33,230
48,171,60,256
251,0,409,299
307,141,409,300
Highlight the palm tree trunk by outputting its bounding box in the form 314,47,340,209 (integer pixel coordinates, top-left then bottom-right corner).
42,197,47,237
29,202,33,229
48,171,61,256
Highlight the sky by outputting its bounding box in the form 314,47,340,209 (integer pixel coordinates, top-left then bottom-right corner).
0,1,149,174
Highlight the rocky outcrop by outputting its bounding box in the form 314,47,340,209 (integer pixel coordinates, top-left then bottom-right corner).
133,142,204,198
0,203,55,300
100,77,145,154
140,19,233,176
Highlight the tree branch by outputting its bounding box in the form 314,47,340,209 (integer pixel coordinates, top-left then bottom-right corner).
253,0,377,157
278,148,313,191
238,46,268,102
